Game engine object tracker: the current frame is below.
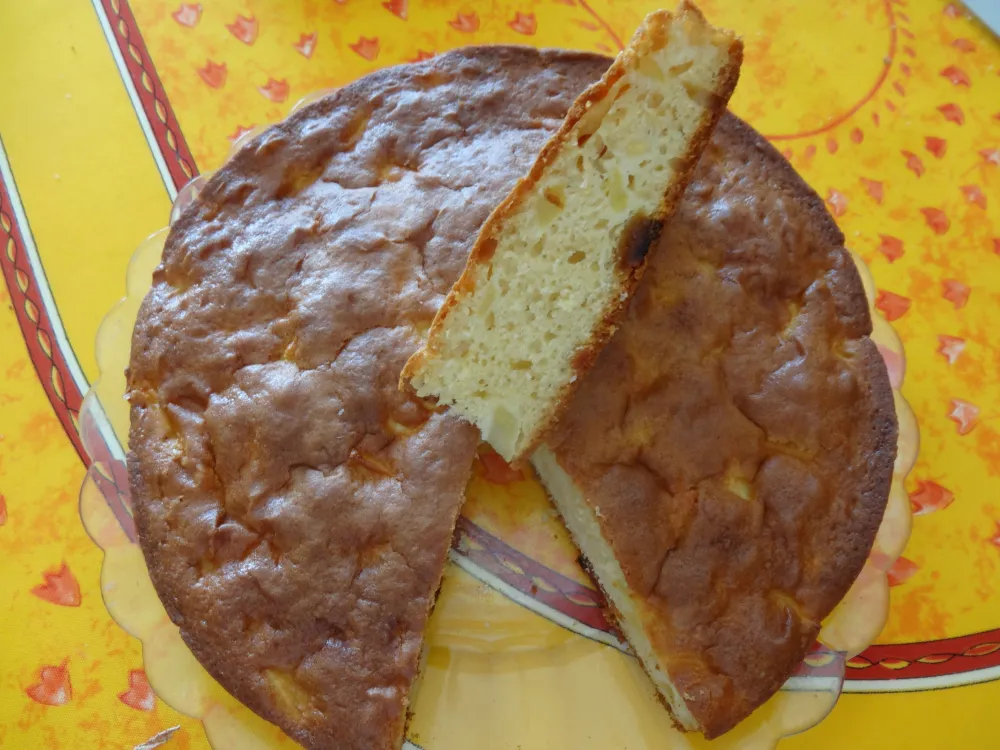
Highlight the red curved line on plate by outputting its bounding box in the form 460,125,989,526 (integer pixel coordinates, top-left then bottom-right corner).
846,629,1000,681
578,0,624,52
0,171,135,540
0,0,183,543
454,516,613,634
0,179,84,461
765,0,898,142
96,0,200,190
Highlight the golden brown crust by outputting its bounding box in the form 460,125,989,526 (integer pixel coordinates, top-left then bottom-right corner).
544,112,897,738
127,46,611,750
400,6,744,463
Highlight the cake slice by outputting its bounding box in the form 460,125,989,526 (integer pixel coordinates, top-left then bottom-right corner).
534,112,897,737
401,2,743,462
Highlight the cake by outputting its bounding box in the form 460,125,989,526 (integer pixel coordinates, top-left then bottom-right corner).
126,47,610,750
127,39,895,750
401,4,742,463
533,113,897,737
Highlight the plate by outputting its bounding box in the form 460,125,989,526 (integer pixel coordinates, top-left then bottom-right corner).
77,85,915,748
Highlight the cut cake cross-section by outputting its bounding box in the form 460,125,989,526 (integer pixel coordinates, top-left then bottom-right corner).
401,2,743,462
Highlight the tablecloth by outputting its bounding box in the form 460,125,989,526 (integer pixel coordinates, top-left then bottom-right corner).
0,0,998,747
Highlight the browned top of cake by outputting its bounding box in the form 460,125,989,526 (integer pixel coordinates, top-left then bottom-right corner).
127,47,610,750
546,113,897,738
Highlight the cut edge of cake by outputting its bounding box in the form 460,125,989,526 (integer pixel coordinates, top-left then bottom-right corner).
400,2,743,463
532,445,703,733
